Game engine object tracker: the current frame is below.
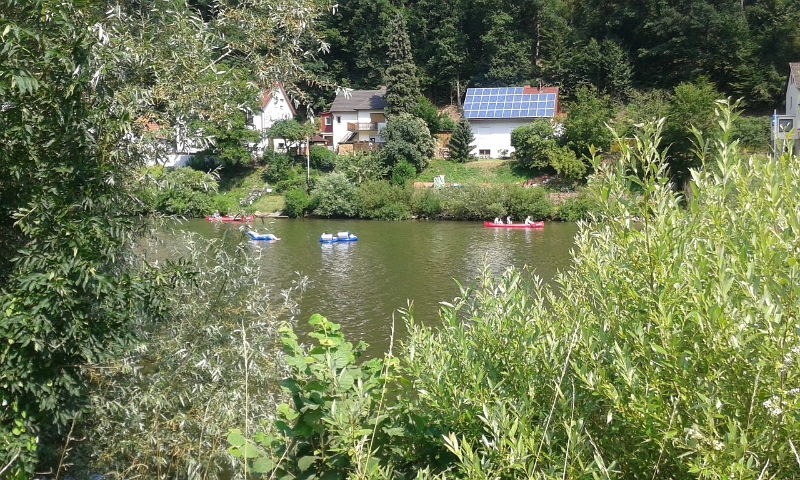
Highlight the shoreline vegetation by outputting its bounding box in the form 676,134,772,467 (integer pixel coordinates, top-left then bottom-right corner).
136,157,601,223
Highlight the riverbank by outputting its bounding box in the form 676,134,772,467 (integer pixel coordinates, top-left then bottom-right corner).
135,158,597,222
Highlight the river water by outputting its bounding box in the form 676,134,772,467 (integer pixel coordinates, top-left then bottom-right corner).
172,218,579,355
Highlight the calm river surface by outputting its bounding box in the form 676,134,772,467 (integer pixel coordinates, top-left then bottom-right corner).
170,218,578,355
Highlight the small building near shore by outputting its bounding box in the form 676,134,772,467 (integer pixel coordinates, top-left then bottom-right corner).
463,85,559,159
775,63,800,154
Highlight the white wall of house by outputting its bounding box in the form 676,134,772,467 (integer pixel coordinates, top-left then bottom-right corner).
331,111,358,147
786,80,800,141
468,119,532,158
786,81,799,118
252,89,295,153
330,110,387,151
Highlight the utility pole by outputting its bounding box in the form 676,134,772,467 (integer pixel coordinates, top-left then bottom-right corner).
306,134,311,186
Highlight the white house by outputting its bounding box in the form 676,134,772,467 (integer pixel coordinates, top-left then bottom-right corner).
250,82,297,153
463,86,559,158
329,87,387,153
775,63,800,154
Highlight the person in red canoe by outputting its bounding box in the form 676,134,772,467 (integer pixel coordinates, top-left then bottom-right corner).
506,215,512,224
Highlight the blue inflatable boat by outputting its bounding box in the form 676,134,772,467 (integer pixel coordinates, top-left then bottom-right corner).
319,231,358,243
246,231,279,241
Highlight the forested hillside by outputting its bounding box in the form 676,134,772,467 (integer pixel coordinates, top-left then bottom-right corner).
311,0,800,110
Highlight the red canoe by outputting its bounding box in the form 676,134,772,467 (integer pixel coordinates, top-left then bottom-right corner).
484,221,544,229
206,215,254,222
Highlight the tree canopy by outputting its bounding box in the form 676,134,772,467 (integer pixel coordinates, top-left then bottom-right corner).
384,12,421,116
310,0,799,108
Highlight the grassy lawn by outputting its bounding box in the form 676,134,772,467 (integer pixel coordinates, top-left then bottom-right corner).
248,195,284,214
214,166,285,214
417,158,536,185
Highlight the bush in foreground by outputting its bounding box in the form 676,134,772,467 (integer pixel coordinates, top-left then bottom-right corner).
236,102,800,479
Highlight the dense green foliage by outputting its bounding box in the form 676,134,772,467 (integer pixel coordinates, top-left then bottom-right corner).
390,160,417,187
283,188,313,218
379,114,436,172
356,181,413,220
562,86,615,158
663,79,722,182
334,152,390,185
77,235,304,479
0,3,166,475
0,0,329,474
314,0,799,108
311,172,358,218
262,151,307,192
309,145,337,171
384,13,420,116
143,167,220,217
511,120,585,180
228,315,403,478
448,118,476,163
235,103,800,479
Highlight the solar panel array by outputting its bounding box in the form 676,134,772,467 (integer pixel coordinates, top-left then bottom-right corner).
463,87,556,119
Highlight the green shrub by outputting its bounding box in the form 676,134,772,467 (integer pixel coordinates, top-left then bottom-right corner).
512,119,585,180
390,159,417,186
282,188,311,218
335,152,388,185
411,188,442,218
153,168,219,217
556,190,600,222
439,185,506,220
355,180,412,220
311,172,357,218
503,185,555,221
380,113,436,172
262,151,304,192
211,194,239,215
79,235,305,479
229,315,400,479
413,96,442,133
407,102,800,478
731,115,770,153
309,145,336,171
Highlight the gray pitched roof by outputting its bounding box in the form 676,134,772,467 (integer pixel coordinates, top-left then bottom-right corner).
791,63,800,88
330,87,387,112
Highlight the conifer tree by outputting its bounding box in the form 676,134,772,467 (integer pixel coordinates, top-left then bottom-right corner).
384,12,420,116
448,118,475,163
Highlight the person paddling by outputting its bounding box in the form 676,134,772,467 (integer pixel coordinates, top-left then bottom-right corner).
506,215,512,225
524,216,533,225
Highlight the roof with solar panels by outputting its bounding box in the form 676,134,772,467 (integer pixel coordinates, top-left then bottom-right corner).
463,85,559,120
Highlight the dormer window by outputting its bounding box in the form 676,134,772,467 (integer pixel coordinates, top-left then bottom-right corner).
325,117,332,125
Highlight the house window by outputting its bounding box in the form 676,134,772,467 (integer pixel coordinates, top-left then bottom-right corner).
325,117,332,125
244,111,254,127
336,116,341,124
277,142,285,149
479,149,491,158
369,137,376,143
